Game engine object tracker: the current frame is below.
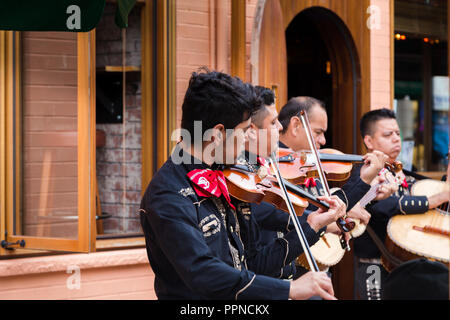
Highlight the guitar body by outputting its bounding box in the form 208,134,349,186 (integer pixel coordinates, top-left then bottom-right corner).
297,216,368,271
349,218,366,238
297,190,368,271
383,210,449,272
296,233,345,271
383,179,450,272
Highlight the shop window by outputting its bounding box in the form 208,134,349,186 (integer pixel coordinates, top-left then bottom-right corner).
1,0,172,255
0,30,95,253
95,2,143,238
394,0,448,172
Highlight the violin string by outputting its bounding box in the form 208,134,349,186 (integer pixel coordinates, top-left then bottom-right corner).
269,154,319,272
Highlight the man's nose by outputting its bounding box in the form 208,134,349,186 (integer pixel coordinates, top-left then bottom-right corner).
276,120,283,132
392,133,401,142
317,134,326,148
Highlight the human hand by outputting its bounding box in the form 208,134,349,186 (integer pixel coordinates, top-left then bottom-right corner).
347,204,371,225
360,151,389,185
371,171,398,201
307,195,346,232
289,271,337,300
427,183,450,209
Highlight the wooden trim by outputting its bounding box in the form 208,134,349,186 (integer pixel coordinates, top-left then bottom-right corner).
209,0,216,70
14,32,21,236
215,0,228,72
141,0,154,192
7,235,80,253
0,31,6,249
156,0,168,169
167,0,176,155
102,65,141,72
155,0,176,169
390,0,394,109
231,0,246,80
77,32,90,252
89,30,97,252
0,31,22,253
416,171,447,180
4,32,18,243
2,32,94,253
96,236,145,250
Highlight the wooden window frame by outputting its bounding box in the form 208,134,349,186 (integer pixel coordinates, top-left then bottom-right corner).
1,31,96,254
1,0,176,255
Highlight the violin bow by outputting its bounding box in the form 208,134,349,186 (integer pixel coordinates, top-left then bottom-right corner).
269,153,320,272
299,110,353,250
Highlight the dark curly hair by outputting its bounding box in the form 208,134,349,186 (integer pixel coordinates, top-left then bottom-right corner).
251,86,275,127
180,68,263,142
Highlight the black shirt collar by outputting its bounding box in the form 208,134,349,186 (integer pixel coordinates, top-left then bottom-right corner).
278,140,289,149
173,143,225,173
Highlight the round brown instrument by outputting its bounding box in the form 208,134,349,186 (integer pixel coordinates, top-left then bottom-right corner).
383,179,450,272
276,148,361,185
296,232,346,271
223,166,309,216
223,164,331,216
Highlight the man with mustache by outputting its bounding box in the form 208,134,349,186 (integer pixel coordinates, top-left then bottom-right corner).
276,97,397,283
241,87,347,280
352,108,450,299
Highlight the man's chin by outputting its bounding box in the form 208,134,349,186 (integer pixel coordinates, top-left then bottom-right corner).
391,151,401,162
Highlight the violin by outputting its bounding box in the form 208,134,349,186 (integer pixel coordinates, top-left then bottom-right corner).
277,147,403,187
223,160,328,272
277,148,362,185
223,164,330,216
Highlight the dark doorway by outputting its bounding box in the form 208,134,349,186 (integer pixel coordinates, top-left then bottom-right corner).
283,6,362,300
286,12,333,148
284,7,361,155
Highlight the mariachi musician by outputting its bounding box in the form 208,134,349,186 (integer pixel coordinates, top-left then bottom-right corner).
238,86,348,281
275,97,397,278
139,69,342,300
351,108,450,300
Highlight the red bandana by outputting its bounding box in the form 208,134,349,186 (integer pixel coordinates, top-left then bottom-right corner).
401,178,408,189
303,177,317,188
257,156,268,168
187,169,235,210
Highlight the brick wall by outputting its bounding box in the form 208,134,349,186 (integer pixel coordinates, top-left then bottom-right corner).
95,3,143,234
369,0,392,109
175,0,258,130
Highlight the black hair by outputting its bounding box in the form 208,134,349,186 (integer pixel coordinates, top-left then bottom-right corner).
254,86,275,106
360,108,396,138
251,86,275,127
180,68,263,142
278,96,325,134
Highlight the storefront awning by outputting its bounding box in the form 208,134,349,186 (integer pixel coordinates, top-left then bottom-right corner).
0,0,137,32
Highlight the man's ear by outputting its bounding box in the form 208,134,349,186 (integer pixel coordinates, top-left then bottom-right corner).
291,116,301,136
246,123,258,142
363,135,374,151
210,124,225,146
